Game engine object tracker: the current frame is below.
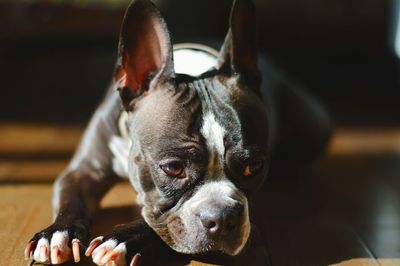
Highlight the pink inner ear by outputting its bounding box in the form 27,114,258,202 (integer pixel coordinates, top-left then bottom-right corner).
114,0,173,101
121,26,164,93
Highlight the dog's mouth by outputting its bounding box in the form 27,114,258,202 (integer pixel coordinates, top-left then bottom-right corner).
155,202,251,256
195,230,250,256
167,219,250,256
144,180,252,256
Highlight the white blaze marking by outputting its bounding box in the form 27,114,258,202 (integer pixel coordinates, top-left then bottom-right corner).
183,180,240,211
200,180,236,197
201,112,226,156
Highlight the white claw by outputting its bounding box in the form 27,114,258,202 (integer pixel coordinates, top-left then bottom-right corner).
33,238,50,263
39,245,48,262
100,242,127,266
24,241,35,260
50,230,71,264
72,238,81,262
92,239,117,265
130,253,141,266
85,236,104,256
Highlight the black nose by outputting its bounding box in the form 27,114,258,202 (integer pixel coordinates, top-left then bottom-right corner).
199,203,244,236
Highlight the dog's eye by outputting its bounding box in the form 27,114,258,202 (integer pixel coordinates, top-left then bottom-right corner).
243,160,263,177
160,162,185,177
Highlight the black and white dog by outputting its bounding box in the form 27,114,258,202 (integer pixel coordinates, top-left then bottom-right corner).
25,0,331,265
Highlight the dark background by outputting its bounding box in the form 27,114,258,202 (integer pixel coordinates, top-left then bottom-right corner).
1,1,400,265
1,0,399,126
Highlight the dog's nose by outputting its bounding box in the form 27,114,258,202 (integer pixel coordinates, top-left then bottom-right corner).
199,203,244,236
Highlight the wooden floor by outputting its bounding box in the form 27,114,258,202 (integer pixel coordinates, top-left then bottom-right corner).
1,124,400,265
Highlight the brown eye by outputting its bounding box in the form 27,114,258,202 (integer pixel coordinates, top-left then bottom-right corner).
243,160,263,177
160,162,185,177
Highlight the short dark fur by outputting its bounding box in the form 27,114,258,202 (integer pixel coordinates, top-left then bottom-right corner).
26,0,331,265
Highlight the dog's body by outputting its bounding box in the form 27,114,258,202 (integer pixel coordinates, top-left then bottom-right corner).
25,0,331,265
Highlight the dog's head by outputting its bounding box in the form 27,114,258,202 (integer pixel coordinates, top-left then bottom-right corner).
114,0,270,256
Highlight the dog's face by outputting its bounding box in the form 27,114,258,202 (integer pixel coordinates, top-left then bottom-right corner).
126,75,269,255
114,0,269,255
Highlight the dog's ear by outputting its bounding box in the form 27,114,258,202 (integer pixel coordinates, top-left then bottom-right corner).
114,0,174,109
218,0,261,90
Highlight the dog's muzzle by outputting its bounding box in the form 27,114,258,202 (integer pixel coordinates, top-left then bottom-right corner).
165,180,251,255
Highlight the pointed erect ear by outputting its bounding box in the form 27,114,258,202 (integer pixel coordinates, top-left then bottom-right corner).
114,0,174,109
218,0,261,89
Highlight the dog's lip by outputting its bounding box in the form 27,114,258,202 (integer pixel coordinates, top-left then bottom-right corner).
164,220,249,255
194,239,242,256
197,240,217,254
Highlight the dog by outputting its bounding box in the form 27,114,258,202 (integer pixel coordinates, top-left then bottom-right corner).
24,0,331,265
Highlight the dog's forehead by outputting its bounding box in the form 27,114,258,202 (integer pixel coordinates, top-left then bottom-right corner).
130,45,267,151
191,77,243,147
192,76,269,150
131,75,268,153
130,88,196,146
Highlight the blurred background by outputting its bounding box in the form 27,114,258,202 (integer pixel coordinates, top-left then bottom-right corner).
1,0,400,124
1,0,400,265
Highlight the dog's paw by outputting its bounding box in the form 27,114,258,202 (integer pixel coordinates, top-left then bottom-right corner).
24,221,88,265
85,222,158,266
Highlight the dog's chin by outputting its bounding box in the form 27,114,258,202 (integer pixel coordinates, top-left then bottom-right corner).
161,221,251,256
169,235,249,256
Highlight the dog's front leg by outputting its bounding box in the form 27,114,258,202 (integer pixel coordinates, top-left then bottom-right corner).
25,93,122,264
25,166,120,264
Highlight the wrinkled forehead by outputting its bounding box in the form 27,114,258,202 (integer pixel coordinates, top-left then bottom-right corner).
131,75,268,152
190,76,269,149
129,79,226,140
188,77,244,145
129,87,198,148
